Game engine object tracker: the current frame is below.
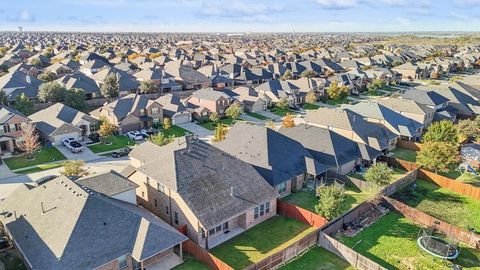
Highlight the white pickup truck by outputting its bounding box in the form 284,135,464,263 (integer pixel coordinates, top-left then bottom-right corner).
62,138,84,153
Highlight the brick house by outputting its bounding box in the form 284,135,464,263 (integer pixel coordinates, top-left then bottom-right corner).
185,88,232,118
0,106,30,156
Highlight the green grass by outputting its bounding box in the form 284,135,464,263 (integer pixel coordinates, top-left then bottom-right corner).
160,125,190,137
392,179,480,232
341,184,371,214
349,168,408,183
246,112,270,120
172,255,210,270
324,98,351,106
87,135,136,153
0,253,27,270
199,118,235,130
363,90,385,97
14,162,65,174
391,148,417,162
456,173,480,187
211,216,317,269
339,212,480,270
381,86,400,92
279,247,354,270
303,103,320,110
439,170,462,179
269,106,294,117
4,146,66,170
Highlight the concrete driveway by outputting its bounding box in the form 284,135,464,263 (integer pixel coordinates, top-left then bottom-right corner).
55,145,99,161
177,122,213,142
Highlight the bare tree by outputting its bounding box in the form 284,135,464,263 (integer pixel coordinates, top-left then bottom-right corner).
16,123,41,159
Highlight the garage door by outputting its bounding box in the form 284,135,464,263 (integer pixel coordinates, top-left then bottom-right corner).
121,123,141,134
173,114,190,125
52,132,79,146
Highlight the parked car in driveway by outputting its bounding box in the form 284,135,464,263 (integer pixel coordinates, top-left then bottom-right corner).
111,148,131,158
140,129,154,138
126,131,143,141
62,138,84,153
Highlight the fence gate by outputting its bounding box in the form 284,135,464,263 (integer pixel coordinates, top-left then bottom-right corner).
283,244,297,262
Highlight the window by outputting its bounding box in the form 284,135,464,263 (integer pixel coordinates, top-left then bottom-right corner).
254,202,270,220
166,206,169,214
278,182,286,194
151,107,159,114
140,109,146,116
201,228,206,239
157,182,165,194
154,199,157,207
260,204,265,216
209,228,215,235
266,202,270,213
141,191,145,197
254,207,259,219
215,225,222,233
174,211,179,225
118,255,128,269
146,177,150,185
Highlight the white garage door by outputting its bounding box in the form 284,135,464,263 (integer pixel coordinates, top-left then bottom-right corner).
173,114,190,125
52,133,79,146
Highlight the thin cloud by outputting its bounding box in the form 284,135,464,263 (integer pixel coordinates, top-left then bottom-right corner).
7,10,35,22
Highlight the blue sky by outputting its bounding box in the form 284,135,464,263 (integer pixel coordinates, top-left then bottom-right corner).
1,0,480,32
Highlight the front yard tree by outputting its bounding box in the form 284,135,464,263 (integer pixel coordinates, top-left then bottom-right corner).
300,70,316,78
265,120,276,130
163,117,171,130
282,113,295,128
64,88,86,111
326,81,349,100
14,93,34,116
101,73,119,99
456,119,478,141
16,123,41,159
61,160,88,177
38,81,66,103
149,133,174,146
364,162,393,186
98,119,118,137
315,185,346,220
225,103,242,120
209,112,219,123
139,80,157,94
281,70,292,80
276,97,289,110
305,91,317,104
37,71,56,82
212,124,227,142
423,120,459,144
417,142,459,173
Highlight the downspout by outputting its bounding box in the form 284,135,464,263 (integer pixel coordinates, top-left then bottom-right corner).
169,189,173,225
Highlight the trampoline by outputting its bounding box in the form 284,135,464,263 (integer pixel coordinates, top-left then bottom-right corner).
417,230,460,260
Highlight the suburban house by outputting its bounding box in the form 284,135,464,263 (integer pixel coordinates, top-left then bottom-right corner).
392,62,429,80
91,67,140,96
255,80,303,107
57,71,101,99
28,103,98,145
90,94,163,134
377,97,435,130
305,108,398,153
215,122,329,197
125,137,277,249
279,124,382,176
0,70,42,103
0,175,188,270
0,106,30,156
134,67,182,93
164,61,211,90
155,93,192,125
184,88,233,118
226,86,269,112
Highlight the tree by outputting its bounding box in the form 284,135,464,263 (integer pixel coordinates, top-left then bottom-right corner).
101,73,119,99
456,119,478,141
417,142,459,173
16,123,41,159
281,70,292,80
300,70,317,78
37,71,56,82
225,103,242,120
149,133,174,146
163,117,172,130
282,113,295,128
326,81,349,100
212,124,228,142
209,112,220,123
315,184,345,220
265,120,276,130
139,80,157,94
61,160,88,177
423,120,459,144
276,97,289,110
367,78,386,93
98,119,118,137
364,162,392,186
0,90,8,106
30,57,42,67
38,81,66,103
64,88,86,110
14,93,34,115
305,91,317,104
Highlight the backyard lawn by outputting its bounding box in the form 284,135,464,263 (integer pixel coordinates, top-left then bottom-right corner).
211,216,317,269
390,148,417,162
392,179,480,232
172,255,209,270
160,125,190,137
279,247,354,270
0,252,27,270
339,212,480,270
199,118,235,130
269,106,294,117
3,146,66,170
246,112,270,120
439,171,480,187
349,168,408,183
303,103,320,110
87,135,136,153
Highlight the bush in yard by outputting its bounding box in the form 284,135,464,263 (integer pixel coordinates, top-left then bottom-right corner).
149,133,174,146
37,71,56,82
265,120,276,130
225,103,242,120
163,117,171,130
14,93,34,116
61,160,88,177
315,185,345,220
281,70,292,80
456,119,478,141
15,123,41,159
209,112,219,123
417,141,460,173
276,97,289,110
305,91,317,104
98,120,118,137
282,113,295,128
423,120,458,144
364,162,393,186
38,81,67,103
300,70,317,78
326,81,349,100
139,80,157,94
212,124,228,142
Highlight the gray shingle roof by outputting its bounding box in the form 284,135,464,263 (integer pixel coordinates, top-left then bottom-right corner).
76,171,139,196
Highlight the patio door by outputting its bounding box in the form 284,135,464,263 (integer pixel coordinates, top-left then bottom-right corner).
223,222,229,231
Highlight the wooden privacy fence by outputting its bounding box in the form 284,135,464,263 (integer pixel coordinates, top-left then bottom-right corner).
418,169,480,200
396,140,423,151
380,169,418,196
277,200,328,228
318,232,387,270
384,197,480,249
380,156,419,172
182,239,234,270
242,229,319,270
